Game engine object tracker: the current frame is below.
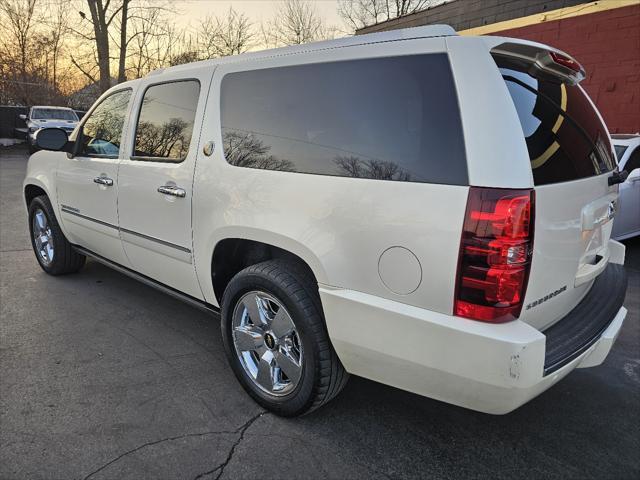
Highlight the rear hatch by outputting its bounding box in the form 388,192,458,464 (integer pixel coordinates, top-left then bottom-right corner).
493,44,619,331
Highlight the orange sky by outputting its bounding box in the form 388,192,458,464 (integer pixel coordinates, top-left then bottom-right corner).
172,0,344,30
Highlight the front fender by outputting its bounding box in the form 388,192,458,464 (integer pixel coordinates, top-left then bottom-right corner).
23,150,63,226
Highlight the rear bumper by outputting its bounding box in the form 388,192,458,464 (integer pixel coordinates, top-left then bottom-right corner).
543,263,627,374
320,265,628,415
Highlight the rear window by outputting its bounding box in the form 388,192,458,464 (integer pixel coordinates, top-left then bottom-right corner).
496,59,615,186
220,54,467,185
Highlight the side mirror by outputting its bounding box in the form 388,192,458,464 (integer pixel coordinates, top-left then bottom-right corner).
19,114,27,121
35,128,72,152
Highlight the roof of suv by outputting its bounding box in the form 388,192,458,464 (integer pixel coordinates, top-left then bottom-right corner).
148,24,457,76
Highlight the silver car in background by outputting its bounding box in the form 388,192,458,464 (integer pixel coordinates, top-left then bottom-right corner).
612,134,640,240
20,106,79,154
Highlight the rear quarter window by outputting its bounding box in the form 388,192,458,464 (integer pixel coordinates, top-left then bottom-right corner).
220,54,467,185
496,58,615,186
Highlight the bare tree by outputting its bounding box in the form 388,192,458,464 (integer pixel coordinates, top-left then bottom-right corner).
197,7,255,59
135,117,190,158
338,0,433,32
0,0,184,105
334,155,411,181
45,0,72,93
169,49,200,67
0,0,40,103
73,0,172,91
127,6,159,78
73,0,119,92
0,0,82,105
127,8,176,77
117,0,129,82
223,130,295,172
334,155,364,177
262,0,333,48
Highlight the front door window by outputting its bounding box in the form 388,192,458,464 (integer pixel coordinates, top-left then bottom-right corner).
78,90,132,158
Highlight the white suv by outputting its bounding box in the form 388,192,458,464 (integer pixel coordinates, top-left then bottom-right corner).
23,26,628,416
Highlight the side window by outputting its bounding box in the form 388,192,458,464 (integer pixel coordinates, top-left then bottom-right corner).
78,89,132,157
614,145,628,162
625,148,640,173
132,80,200,162
219,54,467,185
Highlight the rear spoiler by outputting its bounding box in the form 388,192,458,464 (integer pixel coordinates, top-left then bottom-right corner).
491,42,585,85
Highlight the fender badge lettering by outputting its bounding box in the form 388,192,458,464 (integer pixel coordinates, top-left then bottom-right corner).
526,285,567,310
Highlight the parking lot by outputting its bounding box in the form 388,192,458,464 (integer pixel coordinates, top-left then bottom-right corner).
1,145,638,480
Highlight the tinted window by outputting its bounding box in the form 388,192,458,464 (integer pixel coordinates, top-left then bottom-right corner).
79,89,131,157
497,60,615,186
625,148,640,172
220,54,467,184
614,145,628,162
32,108,78,121
133,81,200,161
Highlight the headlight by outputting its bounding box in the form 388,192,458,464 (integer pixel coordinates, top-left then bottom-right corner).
29,126,40,133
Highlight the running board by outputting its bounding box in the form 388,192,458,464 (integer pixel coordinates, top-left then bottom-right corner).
73,245,220,316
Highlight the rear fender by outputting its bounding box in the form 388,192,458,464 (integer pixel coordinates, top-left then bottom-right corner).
200,226,329,307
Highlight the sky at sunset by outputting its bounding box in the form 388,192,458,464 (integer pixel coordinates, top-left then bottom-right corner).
172,0,344,30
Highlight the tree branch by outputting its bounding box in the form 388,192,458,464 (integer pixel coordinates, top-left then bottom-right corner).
70,55,97,84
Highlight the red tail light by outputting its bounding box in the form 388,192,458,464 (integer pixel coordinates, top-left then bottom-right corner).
454,187,535,323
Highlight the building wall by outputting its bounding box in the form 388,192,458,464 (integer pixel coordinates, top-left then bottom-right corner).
356,1,640,134
356,0,586,34
489,4,640,133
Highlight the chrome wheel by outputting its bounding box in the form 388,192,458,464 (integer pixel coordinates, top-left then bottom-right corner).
232,291,303,396
32,209,54,266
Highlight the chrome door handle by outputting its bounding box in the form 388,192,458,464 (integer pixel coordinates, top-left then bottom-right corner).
93,176,113,186
157,185,186,198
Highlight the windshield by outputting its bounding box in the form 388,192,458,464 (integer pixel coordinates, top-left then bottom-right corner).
495,58,615,186
614,145,628,162
31,108,78,121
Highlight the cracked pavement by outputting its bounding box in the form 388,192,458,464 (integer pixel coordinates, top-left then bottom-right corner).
1,146,639,479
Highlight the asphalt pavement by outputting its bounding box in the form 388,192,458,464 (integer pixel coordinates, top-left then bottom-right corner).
1,145,639,480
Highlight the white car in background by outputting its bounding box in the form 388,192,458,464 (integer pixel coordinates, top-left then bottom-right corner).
612,134,640,240
20,106,79,154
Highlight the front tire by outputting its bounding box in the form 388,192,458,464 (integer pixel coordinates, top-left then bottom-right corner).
28,195,85,275
221,260,348,416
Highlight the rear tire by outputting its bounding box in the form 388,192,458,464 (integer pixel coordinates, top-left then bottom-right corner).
28,195,85,275
221,260,348,416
